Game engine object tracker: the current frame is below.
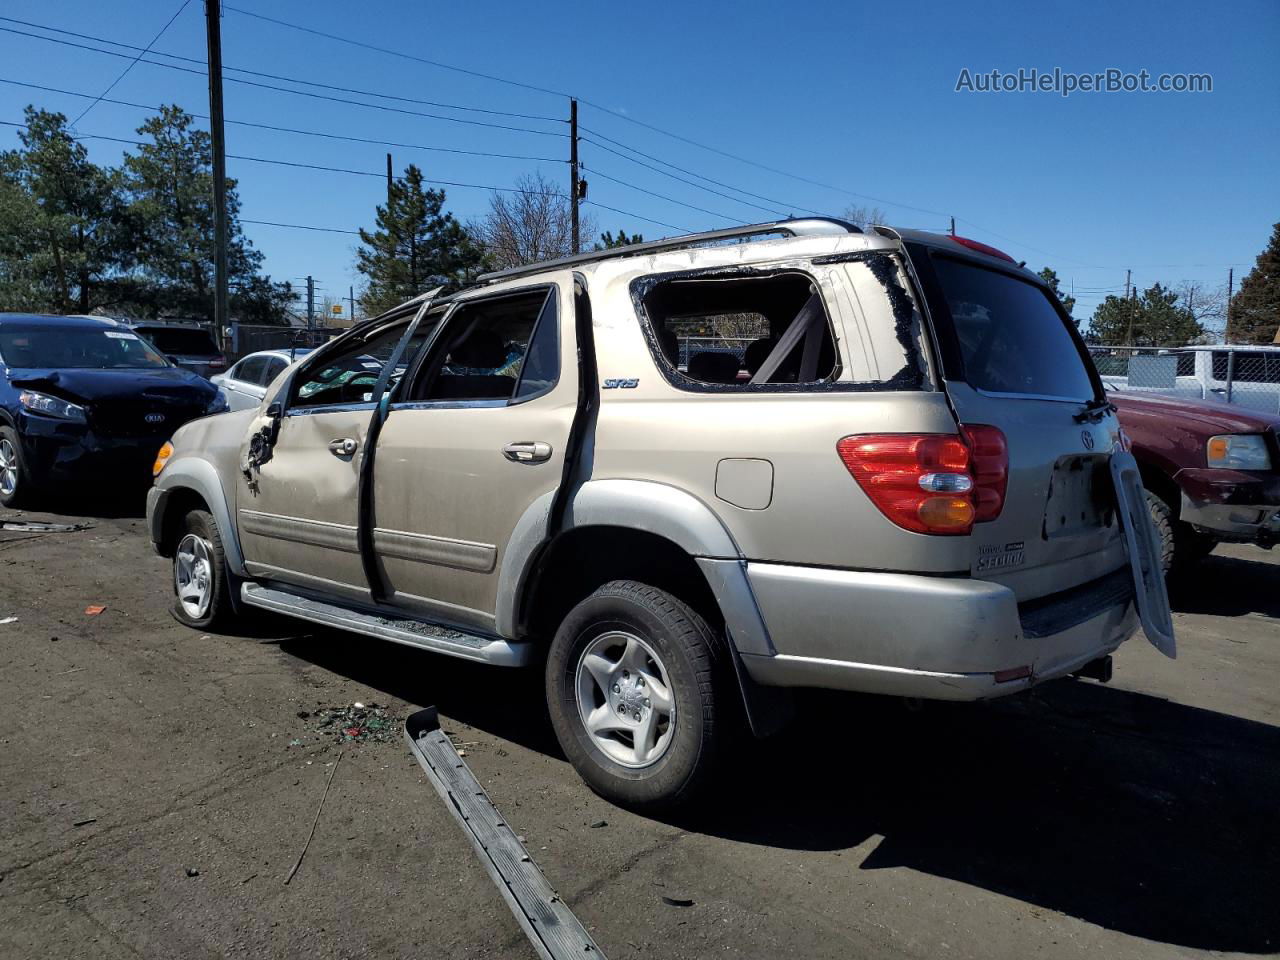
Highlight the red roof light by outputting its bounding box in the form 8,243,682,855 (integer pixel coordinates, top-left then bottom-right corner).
948,235,1016,263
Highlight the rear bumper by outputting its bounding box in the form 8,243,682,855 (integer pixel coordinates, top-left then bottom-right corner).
1176,469,1280,544
740,562,1139,701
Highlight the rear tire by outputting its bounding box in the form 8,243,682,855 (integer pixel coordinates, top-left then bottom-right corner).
1146,489,1215,577
545,580,728,810
171,509,234,630
0,426,32,509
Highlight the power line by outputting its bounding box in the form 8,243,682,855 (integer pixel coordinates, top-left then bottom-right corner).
579,135,793,219
0,118,692,234
0,15,564,124
71,0,192,127
221,5,571,100
582,165,746,225
0,77,567,163
0,25,568,138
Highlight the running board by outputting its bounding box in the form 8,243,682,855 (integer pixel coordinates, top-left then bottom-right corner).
240,583,532,667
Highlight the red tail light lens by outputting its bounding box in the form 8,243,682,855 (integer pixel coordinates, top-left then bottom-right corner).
837,426,1008,535
961,424,1008,522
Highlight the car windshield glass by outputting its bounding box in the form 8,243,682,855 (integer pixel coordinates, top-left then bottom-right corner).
933,256,1096,401
0,326,170,369
137,327,220,356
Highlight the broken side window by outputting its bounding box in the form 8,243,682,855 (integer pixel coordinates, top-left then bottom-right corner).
634,271,840,390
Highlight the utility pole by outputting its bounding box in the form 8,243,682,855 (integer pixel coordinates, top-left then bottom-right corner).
204,0,230,355
1225,267,1234,343
349,285,356,325
306,276,315,329
386,153,393,205
570,98,580,255
949,216,955,237
1124,271,1137,345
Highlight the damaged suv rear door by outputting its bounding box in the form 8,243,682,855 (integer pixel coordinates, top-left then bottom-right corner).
906,239,1173,654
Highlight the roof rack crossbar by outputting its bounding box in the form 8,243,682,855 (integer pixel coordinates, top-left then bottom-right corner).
477,217,861,284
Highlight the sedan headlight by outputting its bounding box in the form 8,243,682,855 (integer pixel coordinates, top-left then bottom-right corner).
1206,434,1271,470
18,390,87,423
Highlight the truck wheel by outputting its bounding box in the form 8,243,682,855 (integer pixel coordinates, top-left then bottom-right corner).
0,427,32,509
171,509,234,630
545,580,727,810
1146,490,1215,576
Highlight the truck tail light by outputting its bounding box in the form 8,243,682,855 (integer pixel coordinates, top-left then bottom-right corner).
961,424,1008,522
837,425,1008,535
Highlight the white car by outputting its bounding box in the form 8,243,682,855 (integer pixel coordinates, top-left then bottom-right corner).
211,349,311,412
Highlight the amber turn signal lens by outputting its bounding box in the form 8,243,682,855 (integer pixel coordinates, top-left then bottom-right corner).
917,496,975,530
153,441,174,477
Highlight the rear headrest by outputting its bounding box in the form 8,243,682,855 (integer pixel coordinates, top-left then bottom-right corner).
449,328,505,369
743,337,777,376
687,351,741,384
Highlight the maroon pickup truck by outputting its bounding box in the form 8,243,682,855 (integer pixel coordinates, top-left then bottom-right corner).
1109,390,1280,573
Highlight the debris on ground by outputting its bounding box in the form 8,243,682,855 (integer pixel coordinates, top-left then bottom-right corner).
284,750,343,885
589,819,608,829
0,520,90,533
0,617,17,625
294,703,400,745
84,605,107,617
72,817,97,827
662,895,695,908
185,867,199,878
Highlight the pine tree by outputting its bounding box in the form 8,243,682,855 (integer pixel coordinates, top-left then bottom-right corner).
1037,267,1076,318
1087,282,1205,346
1228,222,1280,344
356,164,485,315
123,105,287,320
0,107,126,313
598,228,643,250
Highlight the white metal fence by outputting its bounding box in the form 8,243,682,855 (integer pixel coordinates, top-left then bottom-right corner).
1089,345,1280,414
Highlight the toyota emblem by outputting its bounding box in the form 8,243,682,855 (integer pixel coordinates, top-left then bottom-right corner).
1081,431,1095,450
145,412,166,424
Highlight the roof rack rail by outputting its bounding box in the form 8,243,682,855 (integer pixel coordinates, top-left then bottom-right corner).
477,217,861,284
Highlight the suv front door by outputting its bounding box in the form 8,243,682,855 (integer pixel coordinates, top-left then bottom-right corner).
236,317,433,603
371,280,577,632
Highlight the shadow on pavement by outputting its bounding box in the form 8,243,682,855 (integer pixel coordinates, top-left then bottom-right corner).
677,681,1280,954
281,622,1279,953
1169,550,1280,619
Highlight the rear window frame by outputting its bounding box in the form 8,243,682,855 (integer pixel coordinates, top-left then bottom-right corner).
630,262,930,395
907,244,1105,404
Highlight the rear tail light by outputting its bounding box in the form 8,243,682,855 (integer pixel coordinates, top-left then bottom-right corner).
837,425,1008,535
961,424,1008,522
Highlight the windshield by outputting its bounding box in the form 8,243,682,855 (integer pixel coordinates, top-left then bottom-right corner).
0,326,170,369
136,327,221,357
932,256,1096,402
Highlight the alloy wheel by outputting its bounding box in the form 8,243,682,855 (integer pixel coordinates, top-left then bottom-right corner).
575,630,676,768
0,438,18,498
174,533,214,620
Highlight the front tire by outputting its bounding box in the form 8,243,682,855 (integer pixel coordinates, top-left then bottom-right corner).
0,426,32,509
171,509,234,630
1147,489,1215,577
545,580,728,810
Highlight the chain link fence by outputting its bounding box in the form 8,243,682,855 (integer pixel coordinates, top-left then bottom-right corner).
1089,345,1280,414
674,336,755,368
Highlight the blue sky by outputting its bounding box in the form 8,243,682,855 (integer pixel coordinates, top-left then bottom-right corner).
1,0,1276,323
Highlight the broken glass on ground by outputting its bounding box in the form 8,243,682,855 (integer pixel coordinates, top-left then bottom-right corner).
293,702,401,746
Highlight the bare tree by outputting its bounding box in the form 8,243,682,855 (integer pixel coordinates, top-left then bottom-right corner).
841,204,886,230
470,171,596,270
1177,281,1227,340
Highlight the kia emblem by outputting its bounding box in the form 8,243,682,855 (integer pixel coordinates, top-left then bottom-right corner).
145,412,166,424
1081,431,1095,450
